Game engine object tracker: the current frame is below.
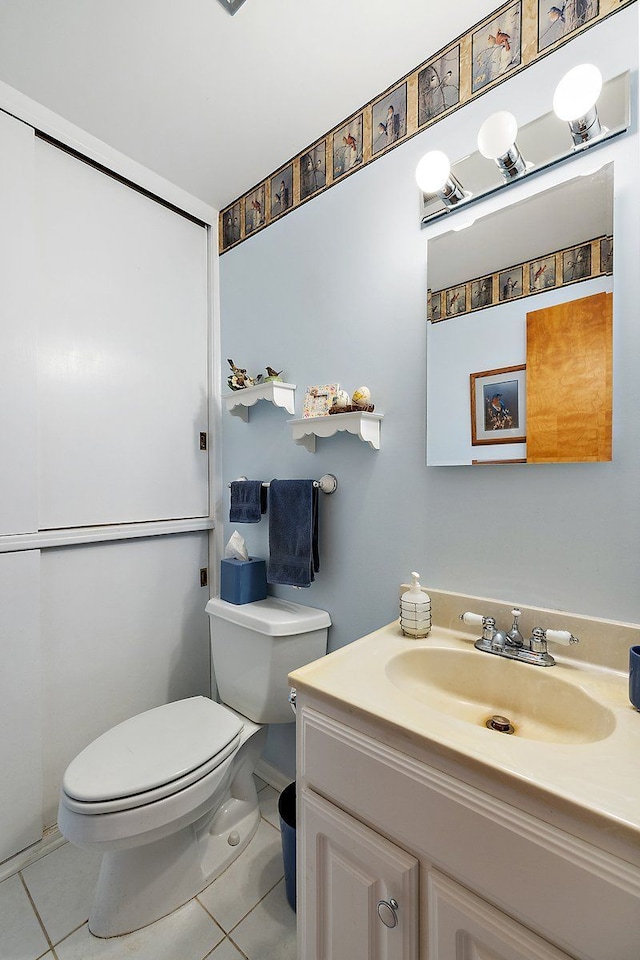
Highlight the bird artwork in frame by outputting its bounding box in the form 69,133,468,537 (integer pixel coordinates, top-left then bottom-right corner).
470,365,526,445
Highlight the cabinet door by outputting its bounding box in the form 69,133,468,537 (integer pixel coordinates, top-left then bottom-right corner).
35,138,209,528
300,787,418,960
428,871,572,960
0,551,42,862
0,111,38,536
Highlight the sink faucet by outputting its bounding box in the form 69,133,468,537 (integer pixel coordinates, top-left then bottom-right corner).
459,610,579,667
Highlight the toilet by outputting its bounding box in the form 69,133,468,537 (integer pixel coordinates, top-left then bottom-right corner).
57,596,330,938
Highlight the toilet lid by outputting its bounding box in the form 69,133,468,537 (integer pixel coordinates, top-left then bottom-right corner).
63,697,243,803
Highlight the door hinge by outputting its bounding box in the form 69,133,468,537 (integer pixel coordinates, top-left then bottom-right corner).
200,568,208,588
199,432,207,450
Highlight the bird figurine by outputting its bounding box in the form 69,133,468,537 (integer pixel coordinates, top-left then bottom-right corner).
227,358,257,391
264,366,284,382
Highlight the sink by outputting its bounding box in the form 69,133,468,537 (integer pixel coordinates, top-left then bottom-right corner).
386,647,616,743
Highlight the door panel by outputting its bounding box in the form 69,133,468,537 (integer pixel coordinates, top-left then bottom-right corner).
301,787,418,960
35,138,209,528
0,551,42,862
526,292,612,463
0,112,38,536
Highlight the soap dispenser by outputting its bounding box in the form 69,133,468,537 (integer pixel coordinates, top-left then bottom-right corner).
400,572,432,638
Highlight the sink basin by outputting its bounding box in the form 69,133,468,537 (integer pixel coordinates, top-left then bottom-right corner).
386,647,616,743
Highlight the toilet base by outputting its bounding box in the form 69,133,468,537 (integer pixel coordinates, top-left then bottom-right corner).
89,794,261,938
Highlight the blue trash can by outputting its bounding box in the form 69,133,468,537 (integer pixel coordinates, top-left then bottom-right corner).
278,782,296,912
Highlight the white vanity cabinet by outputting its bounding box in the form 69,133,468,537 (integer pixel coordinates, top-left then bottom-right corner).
297,697,640,960
301,787,419,960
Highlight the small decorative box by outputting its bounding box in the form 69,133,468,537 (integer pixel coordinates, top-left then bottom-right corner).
220,558,268,605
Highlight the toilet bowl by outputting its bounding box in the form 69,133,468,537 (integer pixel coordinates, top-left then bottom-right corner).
57,596,330,938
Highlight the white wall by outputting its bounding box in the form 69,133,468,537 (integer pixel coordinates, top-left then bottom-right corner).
219,8,640,776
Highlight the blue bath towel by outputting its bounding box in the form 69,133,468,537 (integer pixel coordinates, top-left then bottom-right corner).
229,480,267,523
267,480,319,587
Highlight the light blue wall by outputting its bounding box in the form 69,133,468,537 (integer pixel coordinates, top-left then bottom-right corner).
219,8,640,777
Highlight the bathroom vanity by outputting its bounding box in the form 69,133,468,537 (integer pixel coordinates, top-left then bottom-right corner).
289,590,640,960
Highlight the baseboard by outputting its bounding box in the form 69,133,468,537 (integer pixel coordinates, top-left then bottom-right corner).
0,825,66,882
255,759,293,794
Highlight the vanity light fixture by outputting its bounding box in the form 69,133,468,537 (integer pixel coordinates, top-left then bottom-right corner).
415,150,466,207
553,63,603,145
477,111,527,180
419,69,628,228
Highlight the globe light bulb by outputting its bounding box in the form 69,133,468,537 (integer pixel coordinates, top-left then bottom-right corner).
477,111,518,159
416,150,465,207
477,111,526,179
553,64,603,122
415,150,452,194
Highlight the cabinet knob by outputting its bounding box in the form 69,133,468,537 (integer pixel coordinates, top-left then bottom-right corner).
376,898,399,929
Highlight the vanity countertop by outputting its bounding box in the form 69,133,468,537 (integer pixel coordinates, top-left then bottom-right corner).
290,615,640,861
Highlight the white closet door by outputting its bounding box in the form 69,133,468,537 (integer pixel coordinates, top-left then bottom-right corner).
35,139,209,529
40,532,210,826
0,551,42,861
0,111,37,536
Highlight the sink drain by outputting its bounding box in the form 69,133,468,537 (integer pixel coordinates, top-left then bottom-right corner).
485,714,515,734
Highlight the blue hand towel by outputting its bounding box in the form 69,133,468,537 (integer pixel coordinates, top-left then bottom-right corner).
267,480,319,587
229,480,267,523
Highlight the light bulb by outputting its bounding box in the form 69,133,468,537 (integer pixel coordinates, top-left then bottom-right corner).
477,111,518,160
553,64,602,122
477,110,526,179
415,150,452,194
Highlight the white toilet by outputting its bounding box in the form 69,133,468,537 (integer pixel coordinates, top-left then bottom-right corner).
57,596,330,938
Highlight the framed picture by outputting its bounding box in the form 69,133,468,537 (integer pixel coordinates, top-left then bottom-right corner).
445,284,466,317
333,115,363,180
529,255,556,291
537,0,598,53
600,235,613,274
562,243,592,283
300,142,327,201
221,201,242,251
471,275,494,310
470,364,526,445
270,165,293,219
303,384,339,418
498,265,522,301
429,290,442,322
245,185,266,235
472,2,522,94
372,83,407,156
417,45,460,127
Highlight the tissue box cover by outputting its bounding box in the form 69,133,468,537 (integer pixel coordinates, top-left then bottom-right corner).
220,558,267,605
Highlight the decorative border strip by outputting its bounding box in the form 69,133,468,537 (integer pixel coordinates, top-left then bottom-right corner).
428,235,613,321
219,0,634,253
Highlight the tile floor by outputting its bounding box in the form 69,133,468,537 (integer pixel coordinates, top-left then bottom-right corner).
0,779,297,960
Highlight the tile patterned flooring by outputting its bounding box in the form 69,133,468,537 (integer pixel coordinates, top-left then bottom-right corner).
0,780,297,960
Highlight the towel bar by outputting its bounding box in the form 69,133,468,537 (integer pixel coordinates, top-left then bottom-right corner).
228,474,338,494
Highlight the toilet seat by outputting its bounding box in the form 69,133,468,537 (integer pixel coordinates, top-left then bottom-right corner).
62,697,243,814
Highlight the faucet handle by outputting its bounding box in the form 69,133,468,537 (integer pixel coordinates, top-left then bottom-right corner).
530,626,579,650
459,612,486,627
545,628,579,646
460,612,496,643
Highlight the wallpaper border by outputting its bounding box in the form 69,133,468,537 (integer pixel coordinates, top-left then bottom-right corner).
219,0,634,254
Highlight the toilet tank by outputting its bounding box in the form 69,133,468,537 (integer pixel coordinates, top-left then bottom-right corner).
205,596,330,724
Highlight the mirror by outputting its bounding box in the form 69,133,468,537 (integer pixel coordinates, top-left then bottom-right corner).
420,72,627,227
426,164,613,466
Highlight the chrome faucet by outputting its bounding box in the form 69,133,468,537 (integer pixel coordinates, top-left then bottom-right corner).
459,609,579,667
